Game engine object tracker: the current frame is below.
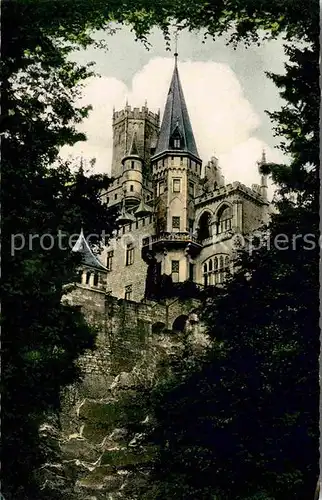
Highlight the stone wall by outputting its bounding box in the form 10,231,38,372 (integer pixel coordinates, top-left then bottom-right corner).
100,217,155,302
40,287,205,499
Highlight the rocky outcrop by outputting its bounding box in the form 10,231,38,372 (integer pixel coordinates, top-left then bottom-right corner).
38,292,210,499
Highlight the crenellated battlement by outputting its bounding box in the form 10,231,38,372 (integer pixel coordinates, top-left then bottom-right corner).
195,181,265,206
113,105,160,126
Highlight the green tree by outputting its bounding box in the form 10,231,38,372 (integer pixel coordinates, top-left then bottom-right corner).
1,3,120,499
124,3,319,500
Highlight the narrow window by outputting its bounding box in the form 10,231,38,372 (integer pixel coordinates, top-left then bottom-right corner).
173,179,181,193
172,216,180,231
130,185,134,192
174,138,180,148
189,182,195,197
189,263,195,281
93,273,99,286
106,250,114,271
126,244,135,266
114,193,117,200
125,284,133,300
131,161,135,169
86,271,91,285
158,181,164,196
171,260,180,283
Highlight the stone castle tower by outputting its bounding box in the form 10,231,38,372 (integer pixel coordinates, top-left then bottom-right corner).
74,54,270,307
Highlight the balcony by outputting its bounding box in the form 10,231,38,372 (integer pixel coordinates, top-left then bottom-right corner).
142,231,202,259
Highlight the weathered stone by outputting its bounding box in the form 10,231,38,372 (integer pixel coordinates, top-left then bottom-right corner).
76,467,123,491
60,438,99,462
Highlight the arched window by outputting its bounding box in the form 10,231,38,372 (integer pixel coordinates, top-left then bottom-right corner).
198,211,212,241
215,255,230,284
217,205,232,234
203,254,230,287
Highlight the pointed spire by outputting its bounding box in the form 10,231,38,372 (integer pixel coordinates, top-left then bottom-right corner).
121,131,141,165
72,229,107,271
153,56,200,159
261,149,267,164
128,131,139,156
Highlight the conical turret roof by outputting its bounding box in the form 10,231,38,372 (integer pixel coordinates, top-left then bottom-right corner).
153,57,200,160
117,202,136,224
72,229,107,271
134,198,153,218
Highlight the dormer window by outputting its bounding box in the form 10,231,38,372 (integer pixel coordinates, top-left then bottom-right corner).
174,138,181,149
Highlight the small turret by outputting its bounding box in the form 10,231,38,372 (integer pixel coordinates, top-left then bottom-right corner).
121,132,143,209
203,155,225,191
72,228,107,289
257,149,268,200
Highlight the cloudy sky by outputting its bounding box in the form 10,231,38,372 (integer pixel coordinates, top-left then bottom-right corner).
61,26,288,196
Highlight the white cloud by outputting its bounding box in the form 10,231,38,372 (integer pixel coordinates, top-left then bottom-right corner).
60,57,285,197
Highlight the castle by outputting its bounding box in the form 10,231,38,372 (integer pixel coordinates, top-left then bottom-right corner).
73,54,270,318
55,57,273,496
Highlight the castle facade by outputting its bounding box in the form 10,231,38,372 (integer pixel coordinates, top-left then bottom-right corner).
74,55,270,305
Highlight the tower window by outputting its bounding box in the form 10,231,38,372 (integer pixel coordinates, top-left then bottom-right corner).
174,138,180,148
189,182,195,197
130,185,134,192
125,284,133,300
173,179,181,193
171,260,180,283
172,216,180,231
106,250,114,271
189,263,195,281
203,254,230,286
197,211,212,241
131,161,135,169
126,244,135,266
158,181,164,196
217,205,233,234
114,193,117,200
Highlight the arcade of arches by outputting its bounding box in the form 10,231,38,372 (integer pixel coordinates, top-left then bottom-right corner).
197,204,233,241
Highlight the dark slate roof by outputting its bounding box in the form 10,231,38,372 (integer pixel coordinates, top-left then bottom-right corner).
72,229,107,271
153,58,200,159
129,132,139,156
